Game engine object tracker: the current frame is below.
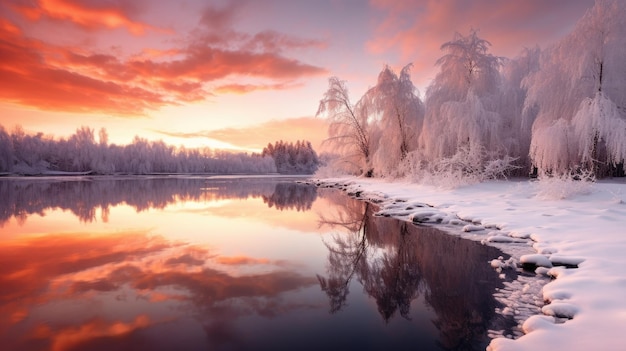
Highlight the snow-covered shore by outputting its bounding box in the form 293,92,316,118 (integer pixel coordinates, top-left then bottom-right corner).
309,177,626,350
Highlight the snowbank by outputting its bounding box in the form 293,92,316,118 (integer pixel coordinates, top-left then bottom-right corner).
309,177,626,350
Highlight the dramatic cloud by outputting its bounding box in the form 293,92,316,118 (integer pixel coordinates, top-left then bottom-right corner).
368,0,594,87
0,2,327,115
155,117,328,151
10,0,155,35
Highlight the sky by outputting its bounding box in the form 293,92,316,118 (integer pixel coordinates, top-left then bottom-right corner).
0,0,595,153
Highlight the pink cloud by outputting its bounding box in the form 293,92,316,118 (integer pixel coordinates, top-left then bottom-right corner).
0,3,327,116
368,0,594,86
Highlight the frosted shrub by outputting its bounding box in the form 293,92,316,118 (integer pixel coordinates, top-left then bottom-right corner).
534,169,596,200
483,155,521,179
405,146,519,189
396,151,425,181
314,163,351,178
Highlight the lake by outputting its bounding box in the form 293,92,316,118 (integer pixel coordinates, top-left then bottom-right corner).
0,176,514,351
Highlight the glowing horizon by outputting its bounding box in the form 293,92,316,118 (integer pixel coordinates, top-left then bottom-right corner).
0,0,594,152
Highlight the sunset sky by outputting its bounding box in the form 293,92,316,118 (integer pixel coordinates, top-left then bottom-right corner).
0,0,594,152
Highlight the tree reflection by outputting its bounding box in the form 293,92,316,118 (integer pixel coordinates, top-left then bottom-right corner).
361,222,423,322
317,191,369,313
0,177,318,225
318,190,509,349
262,182,317,211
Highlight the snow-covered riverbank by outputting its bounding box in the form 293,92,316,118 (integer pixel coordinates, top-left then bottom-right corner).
309,177,626,351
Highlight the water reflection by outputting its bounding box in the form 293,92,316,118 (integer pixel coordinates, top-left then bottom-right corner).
0,230,318,351
0,178,511,351
0,176,317,225
317,190,512,350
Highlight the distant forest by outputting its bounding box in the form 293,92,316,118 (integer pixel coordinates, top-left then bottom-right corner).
262,140,319,174
0,125,319,175
317,0,626,180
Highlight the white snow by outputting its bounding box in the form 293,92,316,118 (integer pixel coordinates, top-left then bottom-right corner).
311,177,626,350
520,254,553,268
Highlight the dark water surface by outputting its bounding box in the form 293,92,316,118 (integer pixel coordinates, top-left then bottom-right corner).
0,176,511,351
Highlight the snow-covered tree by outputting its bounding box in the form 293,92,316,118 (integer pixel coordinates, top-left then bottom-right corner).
572,92,626,174
361,64,424,177
262,140,319,174
525,0,626,176
317,77,373,176
0,123,279,176
69,126,97,172
0,126,13,172
420,29,504,165
497,47,541,170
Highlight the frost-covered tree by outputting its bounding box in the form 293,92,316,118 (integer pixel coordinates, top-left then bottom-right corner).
91,127,115,174
0,126,13,172
0,123,278,176
525,0,626,176
262,140,319,174
69,126,97,172
420,29,504,164
497,47,541,170
317,77,373,176
361,64,424,177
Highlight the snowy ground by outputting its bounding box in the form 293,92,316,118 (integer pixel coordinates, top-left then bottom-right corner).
308,177,626,351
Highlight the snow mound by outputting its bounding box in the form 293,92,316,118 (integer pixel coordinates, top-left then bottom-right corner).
549,255,585,268
483,235,528,244
520,254,553,269
463,224,485,232
532,242,559,255
542,302,579,319
509,231,532,239
408,210,449,223
543,288,572,303
522,315,556,334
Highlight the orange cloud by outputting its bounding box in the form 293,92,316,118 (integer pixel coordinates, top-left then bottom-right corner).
0,4,327,115
214,82,302,94
11,0,156,35
0,25,169,115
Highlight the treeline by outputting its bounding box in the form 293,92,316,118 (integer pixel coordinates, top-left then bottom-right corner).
262,140,319,174
0,125,276,175
317,0,626,180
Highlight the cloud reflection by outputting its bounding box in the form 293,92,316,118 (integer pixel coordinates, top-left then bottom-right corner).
0,229,317,351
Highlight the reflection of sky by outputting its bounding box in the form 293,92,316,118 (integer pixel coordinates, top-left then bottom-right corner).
0,178,507,350
0,181,345,351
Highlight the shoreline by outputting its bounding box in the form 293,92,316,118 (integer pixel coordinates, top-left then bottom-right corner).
305,177,626,350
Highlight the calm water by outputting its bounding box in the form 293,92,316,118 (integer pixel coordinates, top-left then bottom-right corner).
0,176,512,351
